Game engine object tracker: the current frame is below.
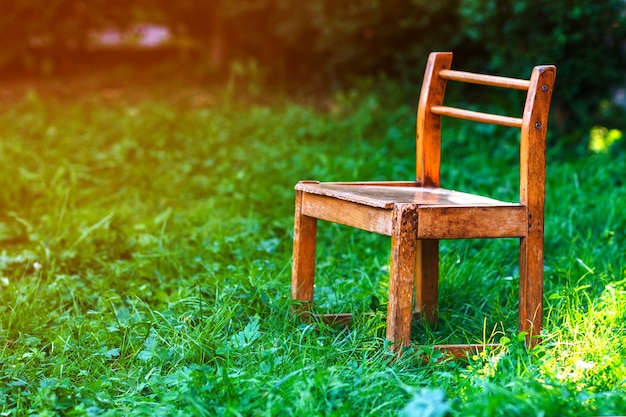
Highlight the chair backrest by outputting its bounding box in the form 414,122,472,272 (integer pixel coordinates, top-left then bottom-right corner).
416,52,556,212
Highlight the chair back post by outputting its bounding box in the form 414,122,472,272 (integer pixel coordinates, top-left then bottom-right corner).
416,52,453,187
519,65,555,343
520,65,556,211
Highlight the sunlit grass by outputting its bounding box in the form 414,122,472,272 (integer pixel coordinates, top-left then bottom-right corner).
0,85,624,415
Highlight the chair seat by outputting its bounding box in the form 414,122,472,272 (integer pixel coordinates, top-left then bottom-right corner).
296,181,517,209
295,181,527,239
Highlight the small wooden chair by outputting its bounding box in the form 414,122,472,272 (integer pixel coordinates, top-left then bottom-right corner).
291,52,556,354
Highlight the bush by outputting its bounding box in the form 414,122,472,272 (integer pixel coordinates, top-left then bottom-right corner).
458,0,626,139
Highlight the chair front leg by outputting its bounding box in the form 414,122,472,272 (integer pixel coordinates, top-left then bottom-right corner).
386,204,418,349
291,190,318,318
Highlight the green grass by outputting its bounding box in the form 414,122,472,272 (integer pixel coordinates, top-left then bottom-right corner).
0,82,625,416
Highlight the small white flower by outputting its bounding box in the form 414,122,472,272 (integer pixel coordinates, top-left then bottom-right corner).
575,360,594,370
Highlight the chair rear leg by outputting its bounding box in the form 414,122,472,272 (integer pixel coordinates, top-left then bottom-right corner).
519,235,544,347
386,205,418,349
415,239,439,323
291,190,318,317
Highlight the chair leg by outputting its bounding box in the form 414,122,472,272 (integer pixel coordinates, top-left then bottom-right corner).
291,191,318,317
414,239,439,323
386,204,418,349
519,234,544,347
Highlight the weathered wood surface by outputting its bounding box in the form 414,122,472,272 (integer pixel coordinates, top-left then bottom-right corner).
432,344,502,359
386,204,418,348
416,52,451,187
298,185,527,239
300,192,393,235
290,190,317,314
518,65,556,347
414,239,439,322
296,182,516,209
417,206,527,239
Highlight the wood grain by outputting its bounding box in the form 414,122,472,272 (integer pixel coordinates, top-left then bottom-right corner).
301,192,393,235
386,204,418,349
439,69,530,90
416,52,452,187
414,239,439,322
431,343,502,359
519,65,556,346
291,190,318,314
417,206,526,239
296,182,515,209
431,105,523,128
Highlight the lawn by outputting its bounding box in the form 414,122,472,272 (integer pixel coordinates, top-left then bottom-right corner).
0,76,625,416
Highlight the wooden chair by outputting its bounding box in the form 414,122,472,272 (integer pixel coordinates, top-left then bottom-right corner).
291,52,556,354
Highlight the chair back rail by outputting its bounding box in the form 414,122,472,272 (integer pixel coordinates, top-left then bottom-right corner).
416,52,556,206
438,69,531,90
430,105,523,128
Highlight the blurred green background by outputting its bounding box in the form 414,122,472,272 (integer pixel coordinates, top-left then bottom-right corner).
2,0,626,143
